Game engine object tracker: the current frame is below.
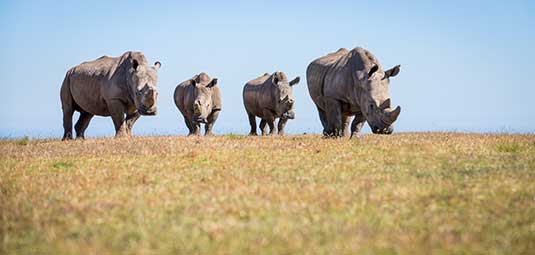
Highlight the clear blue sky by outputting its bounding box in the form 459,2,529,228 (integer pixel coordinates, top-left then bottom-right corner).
1,0,534,138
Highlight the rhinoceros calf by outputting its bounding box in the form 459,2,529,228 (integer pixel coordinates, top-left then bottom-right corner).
60,51,161,140
243,72,300,135
174,73,222,136
306,47,401,137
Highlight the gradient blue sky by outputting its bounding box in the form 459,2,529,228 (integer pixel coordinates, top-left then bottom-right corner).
1,0,534,138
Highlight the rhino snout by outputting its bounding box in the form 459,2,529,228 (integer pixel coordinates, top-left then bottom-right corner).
371,125,393,135
282,111,295,120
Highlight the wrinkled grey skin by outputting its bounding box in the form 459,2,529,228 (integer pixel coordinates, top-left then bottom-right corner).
174,73,222,136
60,51,161,140
306,47,401,137
243,72,300,135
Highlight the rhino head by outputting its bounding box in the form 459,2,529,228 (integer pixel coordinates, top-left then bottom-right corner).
355,64,401,134
270,72,300,119
128,58,161,115
191,73,218,123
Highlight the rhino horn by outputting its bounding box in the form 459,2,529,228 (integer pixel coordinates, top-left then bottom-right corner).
384,106,401,124
380,99,391,110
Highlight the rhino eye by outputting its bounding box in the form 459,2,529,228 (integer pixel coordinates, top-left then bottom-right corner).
370,104,375,110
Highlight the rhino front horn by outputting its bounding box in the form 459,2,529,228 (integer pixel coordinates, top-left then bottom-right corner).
385,106,401,124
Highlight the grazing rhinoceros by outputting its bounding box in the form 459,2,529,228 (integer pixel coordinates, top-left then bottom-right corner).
174,73,222,136
306,47,401,137
60,51,161,140
243,72,300,135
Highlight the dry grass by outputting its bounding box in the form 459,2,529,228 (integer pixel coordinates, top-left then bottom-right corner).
1,133,534,254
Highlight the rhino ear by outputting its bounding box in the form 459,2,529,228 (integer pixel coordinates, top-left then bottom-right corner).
132,59,140,71
154,61,161,70
271,73,280,85
190,79,197,87
207,78,218,88
289,76,300,86
383,65,400,80
368,65,379,77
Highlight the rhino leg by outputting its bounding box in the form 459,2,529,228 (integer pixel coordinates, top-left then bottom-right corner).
247,113,257,136
74,111,94,139
259,119,268,135
278,118,289,135
62,107,74,140
183,116,194,135
342,115,351,137
324,98,343,137
125,112,140,136
350,113,366,139
205,110,220,136
316,106,328,136
107,100,128,138
192,121,202,135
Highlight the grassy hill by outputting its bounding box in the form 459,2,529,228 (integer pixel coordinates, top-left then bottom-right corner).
1,133,534,254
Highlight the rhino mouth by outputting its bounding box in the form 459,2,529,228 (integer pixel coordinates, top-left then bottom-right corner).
282,111,295,120
193,116,207,123
139,106,157,116
371,124,393,135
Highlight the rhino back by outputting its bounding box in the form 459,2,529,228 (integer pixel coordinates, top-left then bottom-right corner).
306,48,349,110
243,74,273,117
67,56,123,116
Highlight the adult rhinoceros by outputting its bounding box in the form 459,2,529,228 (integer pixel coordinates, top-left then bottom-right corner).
243,72,300,135
60,51,161,140
174,72,222,136
306,47,401,137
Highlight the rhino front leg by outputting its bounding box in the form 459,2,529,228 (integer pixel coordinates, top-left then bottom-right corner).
350,113,366,139
192,120,202,136
205,110,220,136
277,118,288,135
183,116,194,135
247,112,257,136
259,119,268,135
324,98,343,137
342,115,351,137
261,110,276,135
107,100,128,138
74,111,94,139
125,112,140,136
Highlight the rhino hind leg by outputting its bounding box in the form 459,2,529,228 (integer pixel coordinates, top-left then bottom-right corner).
316,106,328,136
247,113,257,136
62,107,74,140
259,119,268,135
324,98,343,137
74,111,94,139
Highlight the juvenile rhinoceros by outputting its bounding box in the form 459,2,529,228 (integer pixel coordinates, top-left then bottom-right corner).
174,73,222,136
243,72,300,135
60,51,161,140
306,47,401,137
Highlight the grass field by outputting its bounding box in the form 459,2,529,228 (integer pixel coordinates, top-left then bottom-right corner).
1,133,534,254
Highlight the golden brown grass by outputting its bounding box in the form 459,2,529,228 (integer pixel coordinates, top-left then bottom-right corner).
1,133,534,254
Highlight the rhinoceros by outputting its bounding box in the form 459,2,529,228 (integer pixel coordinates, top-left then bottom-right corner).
306,47,401,137
174,73,222,136
60,51,161,140
243,72,300,135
